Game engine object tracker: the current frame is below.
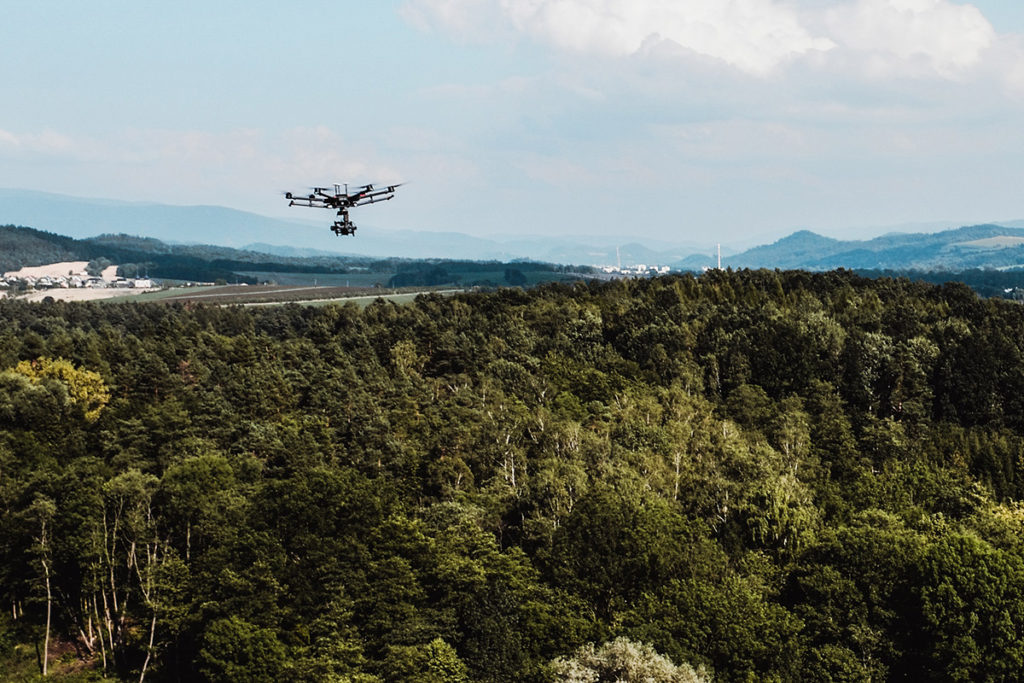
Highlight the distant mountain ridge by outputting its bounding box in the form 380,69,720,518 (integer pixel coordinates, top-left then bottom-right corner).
0,189,708,266
5,188,1024,271
677,224,1024,271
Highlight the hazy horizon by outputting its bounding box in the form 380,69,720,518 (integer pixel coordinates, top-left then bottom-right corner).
5,186,1021,256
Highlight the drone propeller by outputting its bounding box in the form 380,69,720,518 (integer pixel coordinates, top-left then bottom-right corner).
304,182,404,196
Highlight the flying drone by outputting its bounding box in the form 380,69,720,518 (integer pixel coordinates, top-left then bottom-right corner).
284,182,401,235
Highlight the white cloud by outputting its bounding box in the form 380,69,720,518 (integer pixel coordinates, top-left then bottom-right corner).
403,0,1005,80
0,128,78,154
407,0,834,74
998,38,1024,96
823,0,996,78
400,0,510,40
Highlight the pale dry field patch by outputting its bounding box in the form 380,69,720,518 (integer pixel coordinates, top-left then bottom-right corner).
3,261,90,278
18,288,159,302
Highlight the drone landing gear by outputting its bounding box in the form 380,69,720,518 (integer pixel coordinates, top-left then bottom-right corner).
330,208,357,235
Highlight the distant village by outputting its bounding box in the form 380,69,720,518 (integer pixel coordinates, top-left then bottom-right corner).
0,267,154,297
598,263,672,277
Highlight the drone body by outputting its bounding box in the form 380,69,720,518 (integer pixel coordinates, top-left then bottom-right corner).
284,183,400,236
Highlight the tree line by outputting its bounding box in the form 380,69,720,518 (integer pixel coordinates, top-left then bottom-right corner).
3,268,1024,681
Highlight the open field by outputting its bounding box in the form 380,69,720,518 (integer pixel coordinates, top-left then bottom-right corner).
236,271,392,287
959,236,1024,249
236,268,594,288
125,283,465,306
247,289,463,308
3,261,89,278
17,287,159,302
4,283,463,306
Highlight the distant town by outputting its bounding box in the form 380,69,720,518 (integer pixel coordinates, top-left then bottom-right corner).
597,264,672,277
1,262,156,299
1,273,154,292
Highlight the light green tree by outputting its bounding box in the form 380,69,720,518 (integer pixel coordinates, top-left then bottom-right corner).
550,637,710,683
10,356,109,421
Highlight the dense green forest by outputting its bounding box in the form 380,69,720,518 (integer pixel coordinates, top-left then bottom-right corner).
852,268,1024,300
3,269,1024,681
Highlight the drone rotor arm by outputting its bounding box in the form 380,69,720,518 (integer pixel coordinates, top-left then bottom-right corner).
286,197,334,209
352,193,395,207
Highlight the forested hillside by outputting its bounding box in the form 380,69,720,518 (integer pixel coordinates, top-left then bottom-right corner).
0,225,591,289
0,226,83,273
4,270,1024,681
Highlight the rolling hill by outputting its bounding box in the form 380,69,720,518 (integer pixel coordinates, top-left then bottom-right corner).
6,188,1024,273
0,225,599,288
0,188,708,265
677,225,1024,271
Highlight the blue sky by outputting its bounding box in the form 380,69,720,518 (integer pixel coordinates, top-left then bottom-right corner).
3,1,1024,246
